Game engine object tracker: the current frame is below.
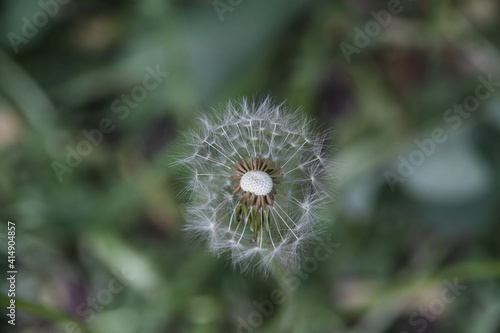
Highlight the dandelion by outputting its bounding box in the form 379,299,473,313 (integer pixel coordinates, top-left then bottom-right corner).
176,97,333,274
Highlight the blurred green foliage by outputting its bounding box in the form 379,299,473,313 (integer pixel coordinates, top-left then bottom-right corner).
1,0,500,332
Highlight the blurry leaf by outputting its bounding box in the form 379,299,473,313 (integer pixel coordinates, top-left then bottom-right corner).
404,138,493,204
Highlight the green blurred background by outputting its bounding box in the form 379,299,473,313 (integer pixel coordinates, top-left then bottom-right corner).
1,0,500,332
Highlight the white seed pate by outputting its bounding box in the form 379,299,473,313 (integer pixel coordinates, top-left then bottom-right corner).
240,171,273,196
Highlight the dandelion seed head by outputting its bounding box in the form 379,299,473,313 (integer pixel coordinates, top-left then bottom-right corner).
176,97,334,275
240,171,273,196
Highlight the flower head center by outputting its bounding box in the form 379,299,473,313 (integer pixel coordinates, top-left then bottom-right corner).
240,171,273,196
231,156,283,209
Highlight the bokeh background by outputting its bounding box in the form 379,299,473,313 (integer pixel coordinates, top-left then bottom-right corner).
1,0,500,332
